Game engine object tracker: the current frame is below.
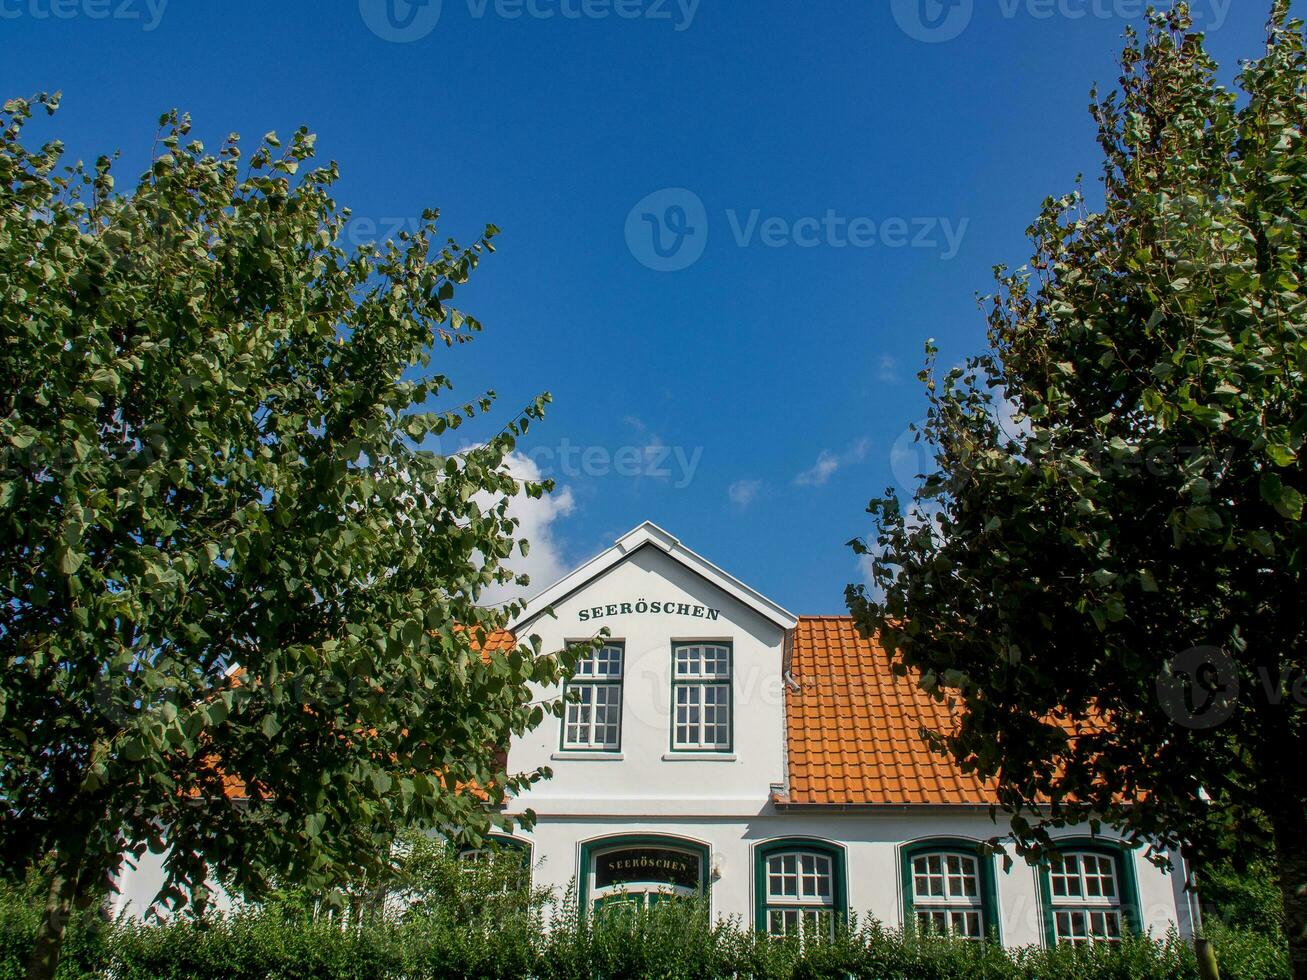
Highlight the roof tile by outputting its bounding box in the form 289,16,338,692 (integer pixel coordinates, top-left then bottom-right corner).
785,617,995,806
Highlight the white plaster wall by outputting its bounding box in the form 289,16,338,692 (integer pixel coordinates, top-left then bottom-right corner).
517,811,1191,948
508,545,787,814
113,813,1191,949
109,849,239,920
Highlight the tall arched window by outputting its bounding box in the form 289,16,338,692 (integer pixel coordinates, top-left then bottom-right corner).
754,838,847,938
578,834,709,917
1039,838,1142,946
900,838,999,941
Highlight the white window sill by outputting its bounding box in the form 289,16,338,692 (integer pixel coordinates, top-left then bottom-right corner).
661,753,737,762
551,752,625,761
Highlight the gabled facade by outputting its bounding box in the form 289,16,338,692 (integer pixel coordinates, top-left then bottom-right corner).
112,521,1197,947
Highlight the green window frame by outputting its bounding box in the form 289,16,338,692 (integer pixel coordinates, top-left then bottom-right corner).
1038,838,1142,947
670,642,733,752
900,838,1000,942
578,834,710,918
456,835,533,893
458,834,533,867
754,838,848,939
560,642,625,752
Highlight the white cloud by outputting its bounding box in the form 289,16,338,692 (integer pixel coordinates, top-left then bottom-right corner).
478,451,576,606
795,451,840,487
727,479,763,508
876,354,899,384
794,437,870,487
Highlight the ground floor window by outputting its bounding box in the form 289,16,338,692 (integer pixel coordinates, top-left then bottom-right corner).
458,834,532,866
456,835,533,890
1040,840,1142,947
579,835,709,917
901,839,998,941
754,839,847,939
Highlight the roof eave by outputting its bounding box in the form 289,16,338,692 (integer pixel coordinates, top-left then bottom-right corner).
771,800,998,814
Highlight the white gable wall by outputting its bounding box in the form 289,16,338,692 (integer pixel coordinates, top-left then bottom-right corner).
509,543,787,814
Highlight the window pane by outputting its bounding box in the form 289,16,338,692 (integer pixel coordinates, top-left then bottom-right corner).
950,910,982,939
1056,910,1088,945
945,855,978,899
673,645,730,679
767,854,798,899
913,854,945,898
575,645,624,678
913,851,980,902
673,682,729,748
918,909,947,933
766,852,833,904
563,682,621,749
1050,852,1125,945
1089,910,1122,941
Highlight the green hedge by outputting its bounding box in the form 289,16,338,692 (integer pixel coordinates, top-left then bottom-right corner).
0,907,1288,980
1,845,1289,979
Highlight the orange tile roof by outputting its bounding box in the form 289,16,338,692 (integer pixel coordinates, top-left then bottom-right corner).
783,617,995,807
456,626,517,663
196,629,519,802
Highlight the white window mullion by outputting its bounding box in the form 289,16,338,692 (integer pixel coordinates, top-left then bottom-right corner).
911,852,984,940
1050,851,1125,945
563,644,624,751
672,644,731,751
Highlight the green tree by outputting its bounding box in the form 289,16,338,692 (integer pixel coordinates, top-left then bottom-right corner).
848,4,1305,976
0,96,574,980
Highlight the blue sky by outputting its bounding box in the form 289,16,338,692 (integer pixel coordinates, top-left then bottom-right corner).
2,0,1279,613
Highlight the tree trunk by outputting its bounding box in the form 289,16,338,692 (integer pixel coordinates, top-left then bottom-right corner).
1271,798,1307,980
25,854,80,980
1195,937,1221,980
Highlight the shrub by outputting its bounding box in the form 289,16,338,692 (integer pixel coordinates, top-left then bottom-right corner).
0,852,1291,979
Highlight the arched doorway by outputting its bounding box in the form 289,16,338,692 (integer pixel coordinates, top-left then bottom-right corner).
579,835,710,915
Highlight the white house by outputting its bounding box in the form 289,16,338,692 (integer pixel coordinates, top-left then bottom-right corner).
490,521,1196,946
113,521,1198,948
